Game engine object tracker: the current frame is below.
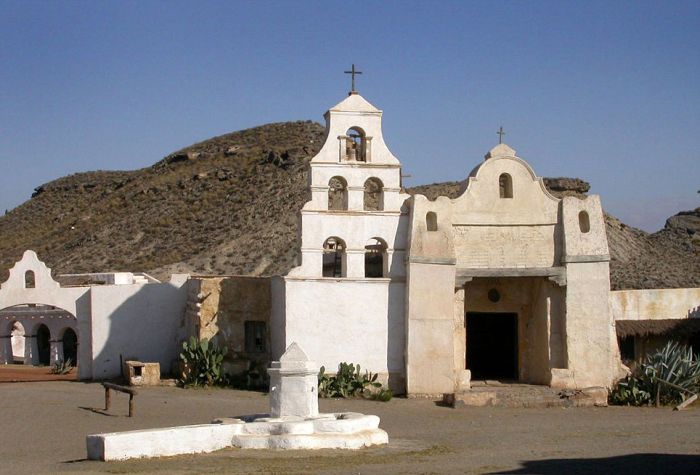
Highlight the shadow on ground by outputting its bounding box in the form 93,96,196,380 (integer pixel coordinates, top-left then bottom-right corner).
489,453,700,474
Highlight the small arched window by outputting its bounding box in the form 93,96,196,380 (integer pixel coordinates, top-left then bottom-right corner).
322,237,346,277
364,238,388,278
499,173,513,198
579,211,590,233
363,178,384,211
328,176,348,211
426,212,438,231
345,127,367,162
24,270,35,289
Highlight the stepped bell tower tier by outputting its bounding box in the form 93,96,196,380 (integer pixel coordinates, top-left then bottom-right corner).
271,90,410,393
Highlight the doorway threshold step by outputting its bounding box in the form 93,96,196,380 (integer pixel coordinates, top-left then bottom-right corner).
445,385,607,408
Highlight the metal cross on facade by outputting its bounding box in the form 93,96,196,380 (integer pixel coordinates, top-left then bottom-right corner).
497,126,506,144
344,64,362,93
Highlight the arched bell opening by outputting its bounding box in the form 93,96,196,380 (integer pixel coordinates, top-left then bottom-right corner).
363,177,384,211
328,176,348,211
322,237,347,278
345,126,367,162
364,237,388,278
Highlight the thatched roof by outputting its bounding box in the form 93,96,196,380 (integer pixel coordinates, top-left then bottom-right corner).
616,319,700,338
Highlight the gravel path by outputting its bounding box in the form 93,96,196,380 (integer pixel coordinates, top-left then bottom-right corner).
0,381,698,474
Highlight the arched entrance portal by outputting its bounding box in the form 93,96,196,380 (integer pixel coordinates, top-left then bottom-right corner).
62,328,78,365
36,324,50,366
1,304,79,366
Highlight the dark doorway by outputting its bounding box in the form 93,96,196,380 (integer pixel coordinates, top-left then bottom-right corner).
36,324,50,366
466,312,518,380
62,328,77,365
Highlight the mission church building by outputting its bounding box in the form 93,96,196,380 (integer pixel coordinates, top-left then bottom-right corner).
2,81,695,392
271,85,618,395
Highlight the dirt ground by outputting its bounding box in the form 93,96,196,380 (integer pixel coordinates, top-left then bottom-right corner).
0,381,698,475
0,364,77,383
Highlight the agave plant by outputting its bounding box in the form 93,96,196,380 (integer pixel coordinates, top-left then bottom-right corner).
610,341,700,406
49,358,73,375
643,341,700,405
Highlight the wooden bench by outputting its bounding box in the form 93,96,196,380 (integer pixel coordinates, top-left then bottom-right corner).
102,382,138,417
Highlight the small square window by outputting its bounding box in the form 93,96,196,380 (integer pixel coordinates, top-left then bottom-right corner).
245,321,267,354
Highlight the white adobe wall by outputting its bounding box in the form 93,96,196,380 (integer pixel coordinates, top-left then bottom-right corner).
280,279,405,387
88,275,189,379
610,288,700,321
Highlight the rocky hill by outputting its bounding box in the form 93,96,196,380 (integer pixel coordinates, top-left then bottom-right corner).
1,121,697,290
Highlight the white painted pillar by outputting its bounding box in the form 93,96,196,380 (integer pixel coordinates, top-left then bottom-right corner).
25,335,38,365
310,186,328,210
301,250,322,277
268,342,319,418
384,250,393,277
347,186,364,211
0,335,12,364
50,339,63,364
345,250,365,279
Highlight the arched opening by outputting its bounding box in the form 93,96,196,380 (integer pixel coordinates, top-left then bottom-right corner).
363,177,384,211
24,270,35,288
328,176,348,211
322,237,346,278
579,211,590,233
345,127,367,162
426,212,438,231
499,173,513,199
36,324,50,366
364,238,388,278
9,321,25,364
61,328,78,365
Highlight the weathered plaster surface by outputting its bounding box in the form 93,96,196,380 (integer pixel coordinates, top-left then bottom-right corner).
610,288,700,321
186,276,272,374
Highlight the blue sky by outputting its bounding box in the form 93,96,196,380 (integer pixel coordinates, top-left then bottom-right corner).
1,0,698,231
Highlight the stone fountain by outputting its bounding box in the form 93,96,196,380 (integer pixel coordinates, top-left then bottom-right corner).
87,343,388,461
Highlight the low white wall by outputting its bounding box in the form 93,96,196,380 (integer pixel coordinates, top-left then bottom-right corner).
89,276,189,379
281,278,405,379
610,288,700,321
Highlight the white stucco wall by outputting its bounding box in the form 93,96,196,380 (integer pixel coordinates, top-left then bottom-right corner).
281,278,405,388
564,261,616,388
88,275,189,379
610,288,700,321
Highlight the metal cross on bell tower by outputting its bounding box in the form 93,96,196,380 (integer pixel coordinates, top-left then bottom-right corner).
344,64,362,94
497,126,506,144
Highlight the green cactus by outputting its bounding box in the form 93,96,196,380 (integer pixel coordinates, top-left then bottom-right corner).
179,336,228,387
317,361,389,401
